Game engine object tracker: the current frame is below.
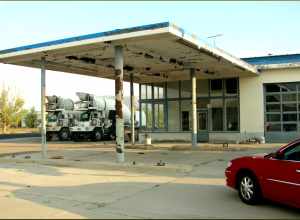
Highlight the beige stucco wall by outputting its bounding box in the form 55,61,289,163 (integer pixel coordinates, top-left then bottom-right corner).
139,132,191,143
240,67,300,135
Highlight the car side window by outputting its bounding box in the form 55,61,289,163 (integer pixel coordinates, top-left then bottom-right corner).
283,144,300,161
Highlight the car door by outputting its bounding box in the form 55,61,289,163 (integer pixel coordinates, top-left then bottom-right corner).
262,142,300,207
279,144,300,207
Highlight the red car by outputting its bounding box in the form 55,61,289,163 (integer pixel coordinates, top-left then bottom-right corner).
225,139,300,208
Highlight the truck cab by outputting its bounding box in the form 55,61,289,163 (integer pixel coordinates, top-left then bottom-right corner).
46,109,74,141
70,109,106,141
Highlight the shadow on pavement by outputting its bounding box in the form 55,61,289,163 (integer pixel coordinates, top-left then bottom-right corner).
2,180,299,219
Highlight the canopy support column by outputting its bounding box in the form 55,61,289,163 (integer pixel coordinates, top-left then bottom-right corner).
130,73,135,145
41,57,47,158
114,45,125,163
191,68,197,148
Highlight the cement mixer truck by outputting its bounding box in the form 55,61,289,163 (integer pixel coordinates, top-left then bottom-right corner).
70,92,133,141
46,95,79,141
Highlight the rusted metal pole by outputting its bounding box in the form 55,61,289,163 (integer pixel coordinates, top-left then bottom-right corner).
114,45,125,162
41,57,47,158
191,68,197,147
130,73,135,145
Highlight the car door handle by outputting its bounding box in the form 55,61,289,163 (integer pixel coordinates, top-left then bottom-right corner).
296,170,300,173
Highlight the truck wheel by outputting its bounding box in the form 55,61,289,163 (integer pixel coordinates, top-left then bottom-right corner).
46,133,52,141
71,133,79,142
93,129,103,141
59,128,70,141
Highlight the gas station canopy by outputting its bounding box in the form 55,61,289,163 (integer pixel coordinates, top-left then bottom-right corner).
0,22,258,83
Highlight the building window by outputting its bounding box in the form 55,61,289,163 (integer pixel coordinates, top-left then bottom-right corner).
226,99,239,131
147,85,152,99
181,100,191,131
181,111,190,131
139,77,239,133
264,82,300,133
168,101,180,131
225,78,238,95
266,94,280,102
210,79,223,96
281,83,297,92
266,113,281,122
141,103,147,128
265,84,281,93
283,123,297,132
167,81,179,98
141,84,152,100
153,83,164,99
211,98,223,131
266,123,281,131
266,104,281,112
154,103,164,129
146,103,152,129
141,84,147,99
197,80,209,97
181,80,191,98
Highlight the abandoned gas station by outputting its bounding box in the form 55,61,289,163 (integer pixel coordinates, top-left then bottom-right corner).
1,22,300,162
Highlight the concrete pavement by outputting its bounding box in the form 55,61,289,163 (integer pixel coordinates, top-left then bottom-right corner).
0,147,299,219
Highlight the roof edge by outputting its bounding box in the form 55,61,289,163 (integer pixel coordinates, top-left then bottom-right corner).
0,21,171,56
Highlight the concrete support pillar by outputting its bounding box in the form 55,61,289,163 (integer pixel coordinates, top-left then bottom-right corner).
191,68,197,147
40,57,47,158
130,73,135,145
114,45,125,163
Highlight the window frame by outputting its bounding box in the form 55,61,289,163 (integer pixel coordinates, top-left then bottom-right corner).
139,77,240,133
264,82,300,133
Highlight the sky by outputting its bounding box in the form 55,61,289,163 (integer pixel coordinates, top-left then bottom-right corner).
0,1,299,110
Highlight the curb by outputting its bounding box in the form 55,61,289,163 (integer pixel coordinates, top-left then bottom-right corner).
0,158,192,174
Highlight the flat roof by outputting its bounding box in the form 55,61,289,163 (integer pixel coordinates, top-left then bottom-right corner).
242,53,300,70
0,22,258,83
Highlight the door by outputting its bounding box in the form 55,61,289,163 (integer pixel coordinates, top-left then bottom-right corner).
197,110,209,142
263,142,300,207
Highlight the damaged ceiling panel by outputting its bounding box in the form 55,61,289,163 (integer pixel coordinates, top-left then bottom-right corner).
0,22,258,83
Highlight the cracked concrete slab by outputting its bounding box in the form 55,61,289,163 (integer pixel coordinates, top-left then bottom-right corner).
0,147,298,218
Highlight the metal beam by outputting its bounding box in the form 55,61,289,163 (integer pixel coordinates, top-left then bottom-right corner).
130,73,135,145
114,45,125,162
41,57,47,158
191,68,197,147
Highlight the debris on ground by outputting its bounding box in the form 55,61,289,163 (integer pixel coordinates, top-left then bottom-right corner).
137,152,145,155
24,155,31,159
156,160,166,166
50,156,64,159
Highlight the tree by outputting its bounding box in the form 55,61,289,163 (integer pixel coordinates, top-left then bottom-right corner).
25,107,38,128
0,86,25,133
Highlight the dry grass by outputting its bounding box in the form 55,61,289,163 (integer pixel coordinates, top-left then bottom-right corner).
0,128,38,134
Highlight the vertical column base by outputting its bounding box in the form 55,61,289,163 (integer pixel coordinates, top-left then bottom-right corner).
192,133,197,148
116,118,125,163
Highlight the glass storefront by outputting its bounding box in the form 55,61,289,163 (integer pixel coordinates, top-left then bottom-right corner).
139,78,239,132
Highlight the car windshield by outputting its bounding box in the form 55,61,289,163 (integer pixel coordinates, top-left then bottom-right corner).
80,112,90,121
47,113,58,122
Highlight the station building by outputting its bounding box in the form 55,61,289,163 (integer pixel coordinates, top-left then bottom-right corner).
0,21,300,157
138,54,300,143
